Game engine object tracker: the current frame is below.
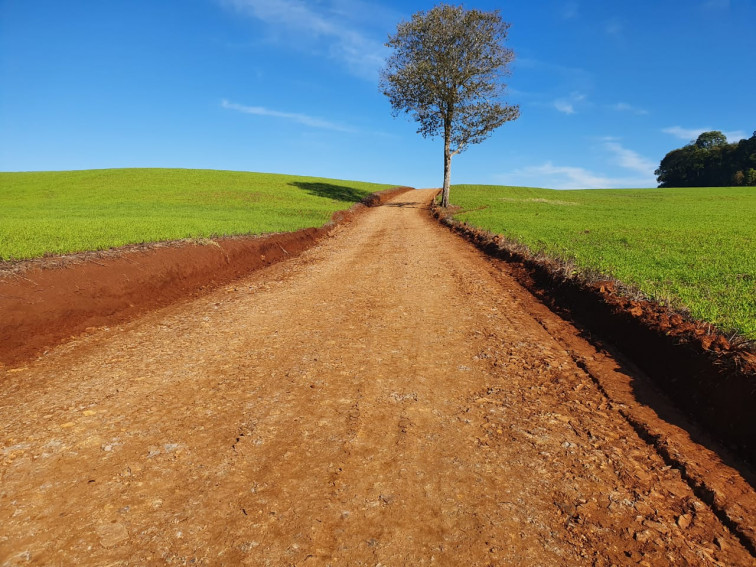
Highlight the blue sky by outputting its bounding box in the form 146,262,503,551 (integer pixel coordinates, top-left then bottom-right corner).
1,0,754,189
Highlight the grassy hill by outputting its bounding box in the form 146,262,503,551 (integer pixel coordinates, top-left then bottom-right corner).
0,168,393,261
448,185,756,340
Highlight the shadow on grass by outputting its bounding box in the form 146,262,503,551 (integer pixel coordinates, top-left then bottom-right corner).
289,182,370,203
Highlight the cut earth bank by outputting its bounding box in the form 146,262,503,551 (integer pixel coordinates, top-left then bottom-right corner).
0,187,413,368
431,207,756,470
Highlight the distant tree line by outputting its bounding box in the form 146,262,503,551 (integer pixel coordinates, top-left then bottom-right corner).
655,130,756,187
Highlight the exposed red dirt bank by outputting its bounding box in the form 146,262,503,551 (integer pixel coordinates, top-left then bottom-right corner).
0,188,411,368
431,209,756,469
1,190,755,565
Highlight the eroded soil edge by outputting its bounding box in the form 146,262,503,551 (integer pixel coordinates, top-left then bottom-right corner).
0,187,412,368
432,204,756,553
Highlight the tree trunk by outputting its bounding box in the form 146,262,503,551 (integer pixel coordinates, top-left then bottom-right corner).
441,121,452,208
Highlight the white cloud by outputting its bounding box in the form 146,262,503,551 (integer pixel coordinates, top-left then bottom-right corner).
219,0,388,80
500,162,653,190
612,102,648,115
222,0,335,36
662,126,707,141
553,92,586,115
603,142,656,176
498,140,657,189
663,126,747,143
221,99,356,132
554,101,576,115
726,130,748,142
514,59,593,113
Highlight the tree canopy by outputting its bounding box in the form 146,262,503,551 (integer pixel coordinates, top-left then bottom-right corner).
380,4,519,207
655,131,756,187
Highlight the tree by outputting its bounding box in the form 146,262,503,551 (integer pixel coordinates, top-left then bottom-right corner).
655,130,756,187
380,4,519,207
655,146,696,187
694,130,727,149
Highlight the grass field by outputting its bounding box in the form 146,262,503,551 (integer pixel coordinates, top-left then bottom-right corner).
448,185,756,340
0,168,393,262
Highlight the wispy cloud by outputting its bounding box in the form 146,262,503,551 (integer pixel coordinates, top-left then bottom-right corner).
219,0,389,80
603,142,656,176
611,102,648,115
554,101,576,115
498,140,657,189
553,92,587,115
725,130,748,142
516,163,616,189
514,59,593,113
500,162,653,190
663,126,746,143
663,126,707,141
221,99,356,132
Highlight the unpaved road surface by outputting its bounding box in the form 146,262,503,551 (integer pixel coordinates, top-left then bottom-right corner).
1,190,754,566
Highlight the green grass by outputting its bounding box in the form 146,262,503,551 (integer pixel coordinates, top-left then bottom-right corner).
449,185,756,340
0,168,393,261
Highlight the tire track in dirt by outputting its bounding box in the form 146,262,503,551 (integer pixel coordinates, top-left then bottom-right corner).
1,191,754,566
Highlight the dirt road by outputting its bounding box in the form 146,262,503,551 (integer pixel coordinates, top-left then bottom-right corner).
1,190,754,566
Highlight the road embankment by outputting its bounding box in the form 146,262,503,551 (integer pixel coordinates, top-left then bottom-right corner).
0,187,413,367
431,205,756,468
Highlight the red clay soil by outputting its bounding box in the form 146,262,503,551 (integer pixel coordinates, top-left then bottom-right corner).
0,187,412,368
432,208,756,468
1,190,755,565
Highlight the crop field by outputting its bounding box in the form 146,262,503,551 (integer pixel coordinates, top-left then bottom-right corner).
0,168,392,262
449,185,756,340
